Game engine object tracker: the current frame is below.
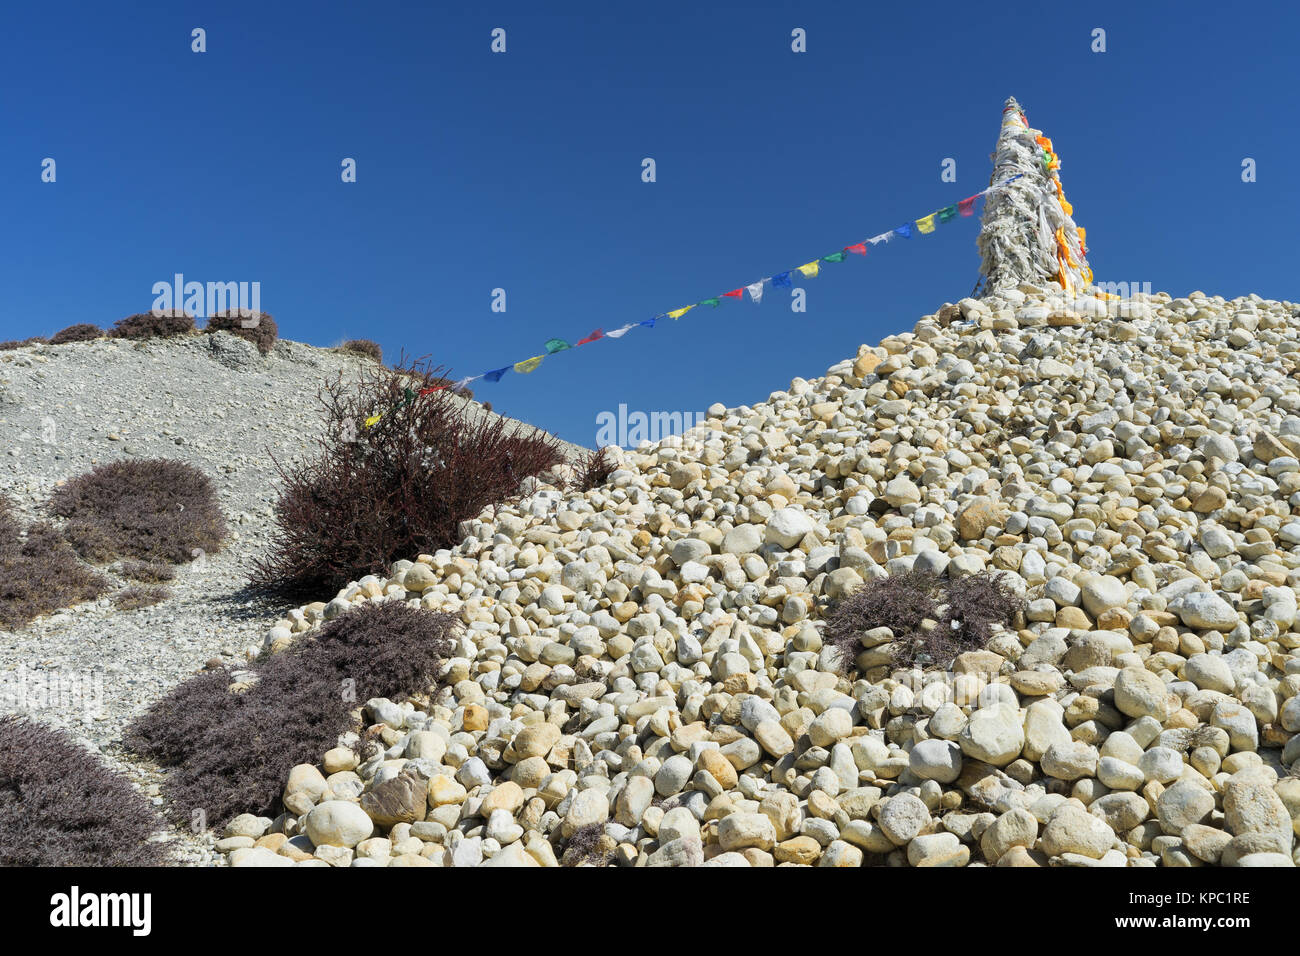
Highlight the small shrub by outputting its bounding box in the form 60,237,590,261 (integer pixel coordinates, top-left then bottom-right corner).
573,446,616,492
48,458,227,564
0,336,48,351
937,571,1025,662
562,822,613,866
110,311,195,341
480,401,492,414
49,323,102,345
119,559,175,582
125,601,458,827
340,339,382,363
0,496,109,630
204,311,278,354
252,357,564,598
0,715,168,866
824,569,1024,672
113,585,171,610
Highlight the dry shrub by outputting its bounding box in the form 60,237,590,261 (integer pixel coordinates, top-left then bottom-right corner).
252,357,564,599
824,569,942,671
0,336,48,351
125,601,458,827
824,570,1025,671
113,585,171,610
340,339,382,363
938,571,1025,659
48,458,227,564
0,715,168,866
562,823,613,866
204,311,278,354
49,323,102,345
0,495,109,630
119,559,175,582
111,310,195,340
572,447,615,492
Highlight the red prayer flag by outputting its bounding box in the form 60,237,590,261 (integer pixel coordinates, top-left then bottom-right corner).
576,329,604,346
845,243,867,255
722,288,744,299
958,196,977,217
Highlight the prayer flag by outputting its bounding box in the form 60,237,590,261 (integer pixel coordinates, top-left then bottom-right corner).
937,205,958,223
797,261,819,278
545,338,571,353
514,355,544,374
844,243,867,255
822,251,846,263
667,305,694,319
894,223,913,239
576,329,603,345
483,366,511,382
746,281,765,303
722,288,744,299
771,272,792,288
958,196,977,217
915,214,936,234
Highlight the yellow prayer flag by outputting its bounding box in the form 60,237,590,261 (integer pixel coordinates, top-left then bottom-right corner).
1077,227,1086,246
797,261,820,278
915,214,936,235
667,305,694,320
514,355,544,374
364,414,383,429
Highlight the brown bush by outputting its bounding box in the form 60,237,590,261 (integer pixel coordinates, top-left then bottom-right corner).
49,323,102,345
125,601,458,827
251,357,565,599
573,446,616,492
204,311,278,354
119,559,175,582
0,336,48,351
48,458,227,564
0,716,168,866
113,585,171,610
824,569,942,672
561,822,613,866
824,569,1024,672
340,339,383,363
111,310,195,341
0,496,109,630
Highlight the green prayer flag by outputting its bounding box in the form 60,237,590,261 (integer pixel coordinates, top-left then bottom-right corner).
937,205,958,223
544,338,571,353
698,298,721,308
821,251,846,263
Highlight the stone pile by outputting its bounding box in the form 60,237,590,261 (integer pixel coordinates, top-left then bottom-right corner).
221,285,1300,867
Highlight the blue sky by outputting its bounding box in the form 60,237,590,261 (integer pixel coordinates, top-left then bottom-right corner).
4,1,1297,446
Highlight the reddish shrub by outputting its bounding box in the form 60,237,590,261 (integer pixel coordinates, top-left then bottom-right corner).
0,495,109,630
125,601,458,827
573,446,616,492
0,336,48,351
113,585,171,610
0,716,168,866
49,324,102,345
824,569,1024,671
252,357,565,598
204,311,278,354
119,559,175,582
48,458,227,564
111,310,195,340
340,339,383,363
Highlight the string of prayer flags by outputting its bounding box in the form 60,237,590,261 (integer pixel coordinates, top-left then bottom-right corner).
360,174,1027,430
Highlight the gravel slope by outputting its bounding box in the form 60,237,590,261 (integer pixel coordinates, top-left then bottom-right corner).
0,331,583,864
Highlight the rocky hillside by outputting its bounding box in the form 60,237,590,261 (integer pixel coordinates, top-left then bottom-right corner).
214,286,1300,868
0,330,582,864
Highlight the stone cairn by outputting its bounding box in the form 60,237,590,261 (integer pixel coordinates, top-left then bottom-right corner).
977,96,1092,299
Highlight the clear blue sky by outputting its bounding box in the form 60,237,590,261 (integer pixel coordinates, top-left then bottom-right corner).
4,1,1297,446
